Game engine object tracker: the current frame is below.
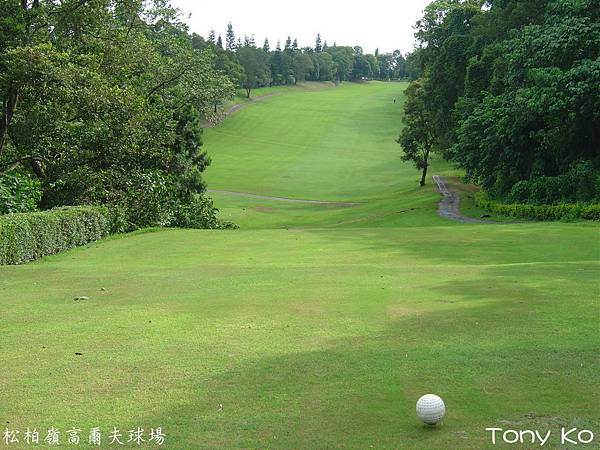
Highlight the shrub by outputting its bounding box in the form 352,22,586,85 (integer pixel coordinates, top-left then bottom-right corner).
90,171,222,231
0,206,117,265
475,192,600,221
507,161,600,205
0,171,42,214
173,194,238,230
173,194,220,229
118,172,178,230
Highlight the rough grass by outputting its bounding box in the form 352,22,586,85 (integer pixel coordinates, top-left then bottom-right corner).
1,81,598,449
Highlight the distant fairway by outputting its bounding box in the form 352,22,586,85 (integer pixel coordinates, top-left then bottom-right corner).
1,82,598,449
204,82,452,229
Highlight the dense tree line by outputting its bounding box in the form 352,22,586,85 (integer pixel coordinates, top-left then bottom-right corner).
195,23,409,97
400,0,600,204
0,0,236,227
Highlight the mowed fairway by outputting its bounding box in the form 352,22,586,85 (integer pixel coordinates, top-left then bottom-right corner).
1,82,599,449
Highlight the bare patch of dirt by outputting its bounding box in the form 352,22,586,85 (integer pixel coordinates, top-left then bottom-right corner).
253,206,276,212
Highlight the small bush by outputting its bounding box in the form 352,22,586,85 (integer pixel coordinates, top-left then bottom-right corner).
0,206,117,265
118,172,178,229
0,171,42,214
475,192,600,221
507,161,600,205
173,194,238,230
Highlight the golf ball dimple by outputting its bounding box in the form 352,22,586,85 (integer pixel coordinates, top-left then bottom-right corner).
416,394,446,425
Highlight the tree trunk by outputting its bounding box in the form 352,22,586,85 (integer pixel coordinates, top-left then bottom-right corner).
0,85,19,157
0,0,33,155
30,158,45,179
420,148,431,187
420,164,428,187
246,88,251,98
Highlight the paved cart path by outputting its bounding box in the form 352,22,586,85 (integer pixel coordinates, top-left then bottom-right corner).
432,175,500,223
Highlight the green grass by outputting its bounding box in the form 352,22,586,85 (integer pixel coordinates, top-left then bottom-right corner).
1,81,598,449
222,81,336,112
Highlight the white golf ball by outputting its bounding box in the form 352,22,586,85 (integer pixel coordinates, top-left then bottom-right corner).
416,394,446,425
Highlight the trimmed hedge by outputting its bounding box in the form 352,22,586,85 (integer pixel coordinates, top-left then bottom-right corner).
475,192,600,221
0,206,118,265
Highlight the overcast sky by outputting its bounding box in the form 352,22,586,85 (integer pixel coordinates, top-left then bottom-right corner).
170,0,431,55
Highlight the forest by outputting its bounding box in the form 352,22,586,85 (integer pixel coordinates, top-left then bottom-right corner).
196,24,414,97
399,0,599,205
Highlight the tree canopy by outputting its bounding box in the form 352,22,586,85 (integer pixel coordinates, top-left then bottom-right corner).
0,0,235,227
399,0,600,204
210,29,408,90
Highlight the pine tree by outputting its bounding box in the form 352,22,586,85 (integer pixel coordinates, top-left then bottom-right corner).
276,40,282,51
292,38,299,50
225,22,235,50
249,34,256,48
322,40,328,52
285,35,292,51
208,30,216,44
263,38,270,53
315,33,322,53
216,34,223,49
244,35,251,47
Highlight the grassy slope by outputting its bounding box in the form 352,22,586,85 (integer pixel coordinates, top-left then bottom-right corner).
205,82,448,229
222,82,336,112
1,81,598,449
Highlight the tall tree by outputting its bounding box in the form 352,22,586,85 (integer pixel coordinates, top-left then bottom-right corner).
328,46,354,81
292,52,314,83
237,47,271,97
352,47,371,79
225,22,235,50
0,0,235,220
398,81,436,186
315,33,322,53
0,0,38,157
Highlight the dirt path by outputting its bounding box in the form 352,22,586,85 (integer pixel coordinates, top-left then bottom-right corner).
432,175,495,223
225,93,280,116
202,94,281,128
207,189,360,206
